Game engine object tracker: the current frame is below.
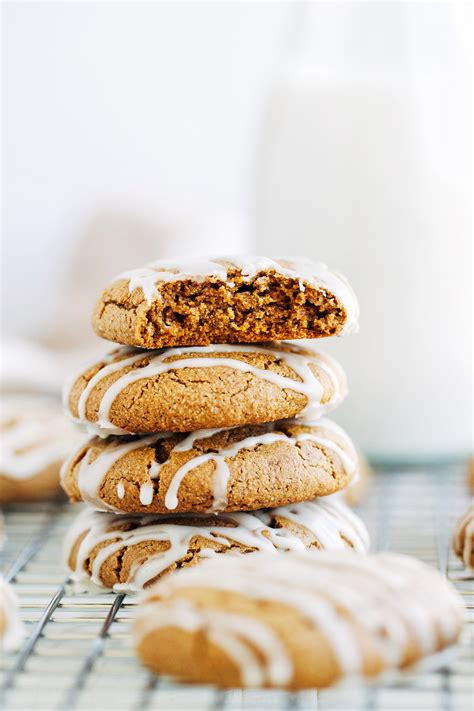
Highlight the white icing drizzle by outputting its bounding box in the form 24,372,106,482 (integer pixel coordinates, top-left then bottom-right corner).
165,431,288,512
263,498,370,552
207,611,292,687
139,481,154,506
64,498,370,593
134,599,292,686
60,433,172,513
453,502,474,569
134,551,464,688
66,418,359,513
0,396,82,480
113,256,359,335
117,481,125,499
66,343,346,436
0,576,25,652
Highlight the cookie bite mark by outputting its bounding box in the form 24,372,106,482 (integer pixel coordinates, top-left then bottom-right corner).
92,257,359,348
60,418,359,514
64,342,347,435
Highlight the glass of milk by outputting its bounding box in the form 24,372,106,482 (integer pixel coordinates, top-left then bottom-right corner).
255,3,472,462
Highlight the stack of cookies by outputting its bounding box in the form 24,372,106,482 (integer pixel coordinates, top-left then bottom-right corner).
61,257,369,592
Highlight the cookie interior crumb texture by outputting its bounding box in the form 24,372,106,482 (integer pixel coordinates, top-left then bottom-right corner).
133,551,464,690
92,257,359,348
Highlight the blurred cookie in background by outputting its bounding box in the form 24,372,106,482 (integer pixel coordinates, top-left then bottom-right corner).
0,395,82,503
0,577,24,652
452,503,474,570
468,458,474,494
134,551,464,689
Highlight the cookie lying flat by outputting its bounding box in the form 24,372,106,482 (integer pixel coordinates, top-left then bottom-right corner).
134,551,464,690
343,450,372,507
92,257,359,349
64,498,369,592
0,396,82,503
61,418,358,514
452,503,474,570
64,342,346,435
0,577,24,651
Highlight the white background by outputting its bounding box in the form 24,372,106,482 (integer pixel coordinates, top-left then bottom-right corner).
2,2,472,459
3,1,291,338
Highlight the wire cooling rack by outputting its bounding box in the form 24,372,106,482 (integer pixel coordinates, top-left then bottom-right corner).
1,464,473,711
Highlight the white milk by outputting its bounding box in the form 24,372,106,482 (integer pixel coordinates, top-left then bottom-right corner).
255,7,472,461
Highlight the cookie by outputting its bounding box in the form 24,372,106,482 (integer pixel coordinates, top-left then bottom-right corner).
468,458,474,493
343,450,372,506
134,551,464,690
64,342,346,435
0,512,5,551
92,257,359,349
64,498,369,592
0,396,82,503
0,577,24,651
452,502,474,569
61,417,358,514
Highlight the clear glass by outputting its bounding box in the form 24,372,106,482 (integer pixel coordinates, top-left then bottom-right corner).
255,2,472,462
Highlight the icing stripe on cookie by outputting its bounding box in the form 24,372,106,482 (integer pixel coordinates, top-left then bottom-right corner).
0,397,81,480
65,343,346,436
64,498,370,593
115,256,359,335
134,552,464,687
62,418,359,513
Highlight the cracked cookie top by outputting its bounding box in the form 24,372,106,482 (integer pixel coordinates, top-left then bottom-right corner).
64,498,370,592
92,256,359,349
60,417,359,514
64,342,347,435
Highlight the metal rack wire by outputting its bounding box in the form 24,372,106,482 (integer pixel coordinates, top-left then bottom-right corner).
1,464,473,711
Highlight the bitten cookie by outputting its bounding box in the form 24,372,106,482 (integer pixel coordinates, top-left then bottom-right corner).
134,551,464,690
61,418,358,514
64,498,369,592
0,396,82,503
64,342,347,435
0,577,24,651
452,503,474,570
92,257,359,348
